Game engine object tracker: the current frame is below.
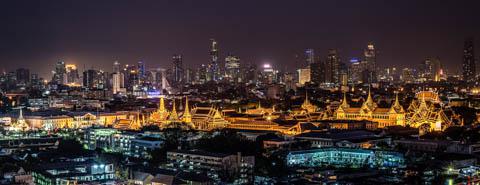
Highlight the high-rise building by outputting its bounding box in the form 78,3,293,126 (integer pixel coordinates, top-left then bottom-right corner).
305,49,315,67
225,55,241,83
16,68,30,85
112,61,125,94
309,62,324,85
65,64,80,85
208,39,220,82
260,64,277,84
244,63,257,84
297,68,311,86
401,68,415,83
185,68,193,84
196,64,208,84
348,58,362,83
363,42,377,83
420,57,443,82
138,61,146,80
83,69,108,89
462,38,476,82
325,49,340,84
52,61,66,84
172,54,184,84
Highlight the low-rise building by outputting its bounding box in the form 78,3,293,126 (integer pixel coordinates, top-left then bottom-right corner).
167,150,254,184
286,148,404,169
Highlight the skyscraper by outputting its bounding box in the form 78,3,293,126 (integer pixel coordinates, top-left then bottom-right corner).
16,68,30,85
305,49,315,67
112,61,125,94
208,39,220,81
52,61,66,84
363,42,377,83
325,49,340,84
225,54,241,82
172,54,184,84
65,64,80,85
463,38,476,82
297,68,311,86
309,61,324,85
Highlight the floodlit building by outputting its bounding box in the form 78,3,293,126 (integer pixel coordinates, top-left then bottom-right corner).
334,91,405,128
286,148,404,169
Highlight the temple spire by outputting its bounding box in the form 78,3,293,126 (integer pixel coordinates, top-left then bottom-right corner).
340,91,349,108
183,96,192,123
169,99,179,121
159,96,166,113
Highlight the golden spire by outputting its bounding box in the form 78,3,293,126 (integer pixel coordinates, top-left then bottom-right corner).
394,92,400,107
159,96,166,113
169,99,179,121
366,86,373,104
340,91,349,108
182,96,192,123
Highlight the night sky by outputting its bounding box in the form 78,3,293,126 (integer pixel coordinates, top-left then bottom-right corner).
1,0,479,78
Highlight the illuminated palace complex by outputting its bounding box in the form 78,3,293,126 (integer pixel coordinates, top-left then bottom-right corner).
332,90,452,132
7,91,453,134
334,89,405,128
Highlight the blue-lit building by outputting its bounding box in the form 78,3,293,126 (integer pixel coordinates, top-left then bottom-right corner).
286,148,404,169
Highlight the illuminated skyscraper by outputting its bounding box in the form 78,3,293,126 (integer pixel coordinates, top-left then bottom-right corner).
112,61,125,94
309,61,324,85
52,61,66,84
225,54,241,82
325,49,340,84
363,42,377,83
172,54,184,84
305,49,315,66
297,68,311,86
463,38,476,82
208,39,220,81
65,64,80,85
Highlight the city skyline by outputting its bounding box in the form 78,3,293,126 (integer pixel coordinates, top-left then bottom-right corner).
1,0,480,78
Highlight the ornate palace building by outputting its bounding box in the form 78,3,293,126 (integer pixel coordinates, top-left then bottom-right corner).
334,90,405,128
190,106,229,130
405,91,452,132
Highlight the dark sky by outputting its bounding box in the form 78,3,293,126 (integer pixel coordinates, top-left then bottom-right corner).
0,0,479,78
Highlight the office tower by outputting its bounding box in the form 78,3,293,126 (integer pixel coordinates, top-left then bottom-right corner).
16,68,30,85
113,61,121,73
284,72,295,91
52,61,66,84
83,69,97,89
325,49,340,84
112,61,125,94
401,68,415,83
305,49,315,67
84,69,108,89
225,55,241,83
138,61,146,82
463,38,476,82
420,57,443,82
185,68,193,84
363,42,377,83
338,61,348,86
123,64,140,91
297,68,311,86
208,39,220,81
244,63,257,84
348,58,362,83
172,54,184,84
310,62,325,85
260,64,277,84
65,64,80,85
30,73,40,86
196,64,208,84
